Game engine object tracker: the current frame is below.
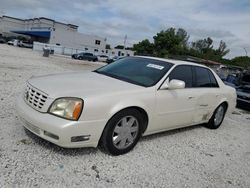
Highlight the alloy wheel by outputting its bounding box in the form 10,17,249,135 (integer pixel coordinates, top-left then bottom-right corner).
214,106,225,126
112,116,139,149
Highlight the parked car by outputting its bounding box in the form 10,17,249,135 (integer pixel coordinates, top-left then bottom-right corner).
7,39,20,46
224,74,241,88
97,55,109,62
106,56,124,64
7,39,15,45
236,73,250,110
223,73,250,110
216,65,243,81
16,56,236,155
0,37,6,43
18,41,33,48
72,52,98,61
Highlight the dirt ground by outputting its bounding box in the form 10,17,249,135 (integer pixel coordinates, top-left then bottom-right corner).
0,44,250,188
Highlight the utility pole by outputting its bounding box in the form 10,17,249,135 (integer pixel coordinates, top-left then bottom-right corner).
124,35,127,50
124,35,127,56
243,47,248,56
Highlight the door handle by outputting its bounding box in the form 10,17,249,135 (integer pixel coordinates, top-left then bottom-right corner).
200,104,208,107
188,96,194,99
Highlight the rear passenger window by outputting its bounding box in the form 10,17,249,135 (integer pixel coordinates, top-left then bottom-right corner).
168,65,193,88
208,70,219,87
194,67,218,87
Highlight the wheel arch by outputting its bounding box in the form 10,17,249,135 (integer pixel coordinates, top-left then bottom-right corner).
218,99,229,112
207,100,229,122
120,106,149,133
110,106,149,133
98,106,149,146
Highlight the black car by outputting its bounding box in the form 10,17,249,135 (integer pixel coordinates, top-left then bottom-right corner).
237,74,250,110
0,37,6,43
72,52,98,61
224,73,250,110
106,56,125,64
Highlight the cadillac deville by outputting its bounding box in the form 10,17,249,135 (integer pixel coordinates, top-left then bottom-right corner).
16,57,236,155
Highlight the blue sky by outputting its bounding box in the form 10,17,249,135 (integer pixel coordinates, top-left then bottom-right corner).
1,0,250,58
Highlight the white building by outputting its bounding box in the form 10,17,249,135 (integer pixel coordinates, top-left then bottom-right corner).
0,16,106,51
0,15,134,56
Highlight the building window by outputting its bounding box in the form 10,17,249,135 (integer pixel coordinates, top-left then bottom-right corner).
106,50,108,53
94,49,98,52
95,40,101,45
85,48,88,51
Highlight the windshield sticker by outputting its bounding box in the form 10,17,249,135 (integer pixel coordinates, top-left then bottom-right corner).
146,64,164,70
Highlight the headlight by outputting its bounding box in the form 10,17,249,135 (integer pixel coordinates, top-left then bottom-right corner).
48,98,83,121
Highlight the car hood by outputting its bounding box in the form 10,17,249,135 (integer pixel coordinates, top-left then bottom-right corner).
28,71,143,98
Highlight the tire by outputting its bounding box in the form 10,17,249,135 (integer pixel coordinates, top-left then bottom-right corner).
100,109,144,155
206,103,227,129
78,56,83,60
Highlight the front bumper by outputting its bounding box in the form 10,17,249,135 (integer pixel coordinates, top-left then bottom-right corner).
237,98,250,110
16,95,107,148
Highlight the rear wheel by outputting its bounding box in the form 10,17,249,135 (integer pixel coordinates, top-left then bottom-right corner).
78,56,83,60
100,109,143,155
206,103,227,129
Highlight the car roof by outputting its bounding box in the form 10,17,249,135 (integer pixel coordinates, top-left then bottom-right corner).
136,56,208,68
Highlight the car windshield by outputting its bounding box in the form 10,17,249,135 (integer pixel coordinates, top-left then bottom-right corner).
94,57,173,87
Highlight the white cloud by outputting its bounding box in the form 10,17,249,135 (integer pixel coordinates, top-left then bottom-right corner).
0,0,249,58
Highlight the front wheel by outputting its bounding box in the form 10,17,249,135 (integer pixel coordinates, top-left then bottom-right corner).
206,103,227,129
100,109,143,155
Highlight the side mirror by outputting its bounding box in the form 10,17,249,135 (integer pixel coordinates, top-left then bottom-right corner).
160,79,185,90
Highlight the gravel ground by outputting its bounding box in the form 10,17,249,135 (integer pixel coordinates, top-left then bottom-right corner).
0,44,250,188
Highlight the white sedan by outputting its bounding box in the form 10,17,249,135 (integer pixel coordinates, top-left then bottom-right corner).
97,55,109,62
16,56,236,155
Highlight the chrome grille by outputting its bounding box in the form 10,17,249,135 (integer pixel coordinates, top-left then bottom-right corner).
25,83,48,111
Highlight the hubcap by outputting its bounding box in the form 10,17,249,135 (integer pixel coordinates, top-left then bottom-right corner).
112,116,139,149
214,106,225,126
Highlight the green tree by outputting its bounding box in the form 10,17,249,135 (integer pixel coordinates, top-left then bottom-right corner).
132,27,230,62
191,37,213,54
230,56,250,68
190,38,229,61
153,28,189,57
176,28,189,49
215,40,230,57
133,39,154,56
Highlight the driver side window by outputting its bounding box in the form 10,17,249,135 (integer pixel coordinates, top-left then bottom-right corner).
168,65,193,88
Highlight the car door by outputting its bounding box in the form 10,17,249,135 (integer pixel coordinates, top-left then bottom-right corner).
88,53,94,61
79,53,85,59
82,53,89,60
154,65,198,131
192,66,221,123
